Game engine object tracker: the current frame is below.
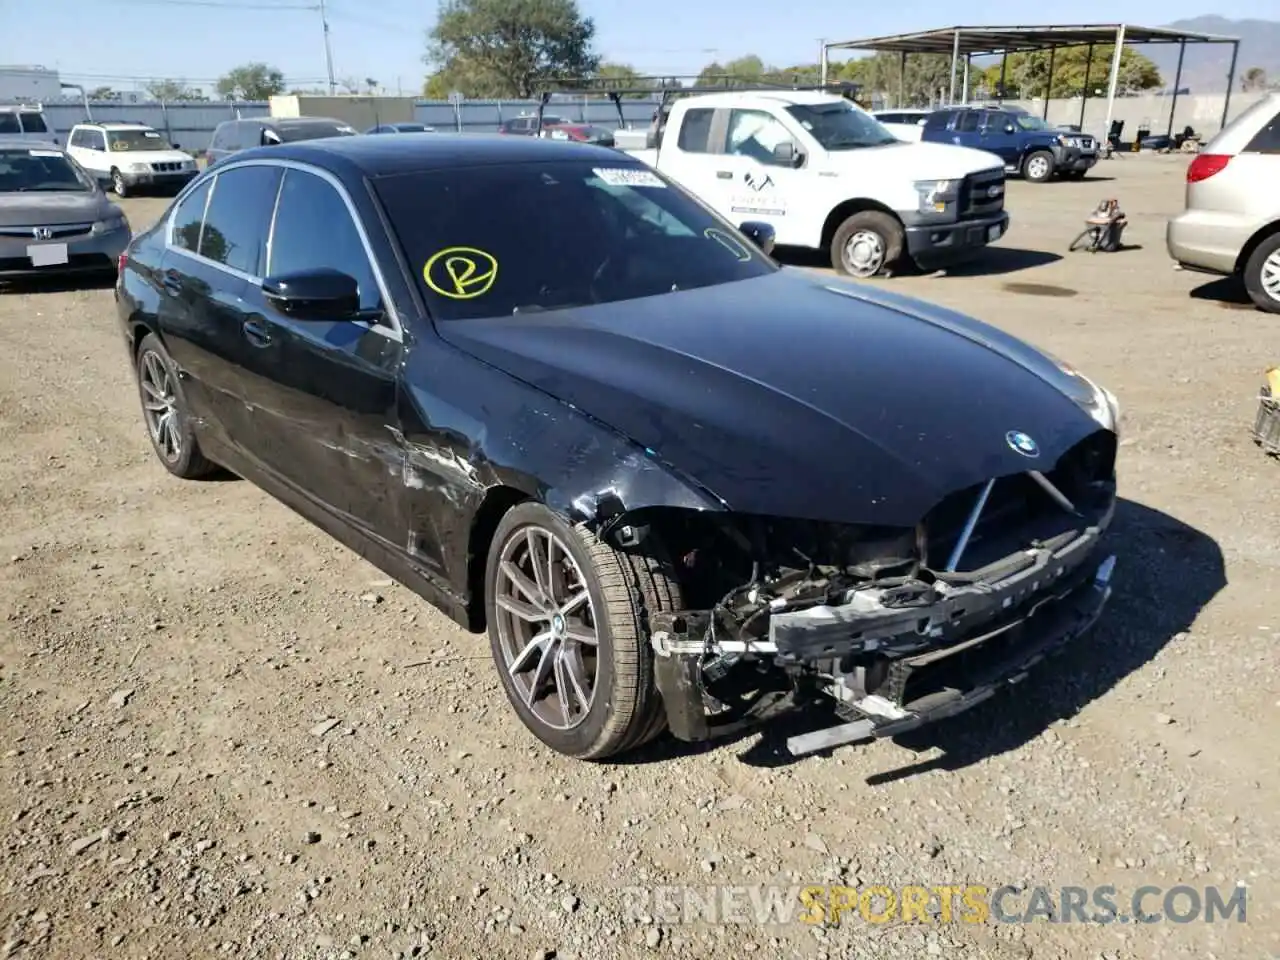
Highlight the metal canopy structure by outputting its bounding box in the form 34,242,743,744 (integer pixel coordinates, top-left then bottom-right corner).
822,23,1242,140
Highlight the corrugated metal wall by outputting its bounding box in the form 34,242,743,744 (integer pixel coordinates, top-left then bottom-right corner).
39,99,665,151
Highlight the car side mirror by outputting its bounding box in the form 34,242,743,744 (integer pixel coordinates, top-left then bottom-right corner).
771,141,802,167
1004,124,1016,134
172,142,180,149
262,269,360,321
738,221,775,256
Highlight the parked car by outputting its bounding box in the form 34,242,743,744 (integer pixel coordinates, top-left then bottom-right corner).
498,114,571,136
540,123,617,147
0,103,58,145
66,121,198,197
1166,91,1280,314
366,122,436,134
625,90,1009,278
921,104,1098,182
207,116,357,166
871,109,930,141
115,133,1120,761
0,137,130,281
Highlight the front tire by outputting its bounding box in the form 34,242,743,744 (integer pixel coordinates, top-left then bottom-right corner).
830,210,905,278
135,333,218,479
484,502,682,760
111,168,129,197
1022,149,1055,183
1243,233,1280,315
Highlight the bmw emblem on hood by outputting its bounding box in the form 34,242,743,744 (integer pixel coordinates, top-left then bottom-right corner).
1006,430,1039,458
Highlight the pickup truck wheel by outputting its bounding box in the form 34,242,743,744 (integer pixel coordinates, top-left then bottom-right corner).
1022,150,1055,183
110,168,129,197
831,211,904,278
485,502,683,760
1242,233,1280,314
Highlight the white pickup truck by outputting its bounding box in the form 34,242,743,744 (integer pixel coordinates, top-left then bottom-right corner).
623,90,1010,278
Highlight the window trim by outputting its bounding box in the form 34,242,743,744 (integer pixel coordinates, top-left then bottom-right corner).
163,157,403,343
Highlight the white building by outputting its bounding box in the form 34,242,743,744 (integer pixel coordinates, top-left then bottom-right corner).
0,65,65,103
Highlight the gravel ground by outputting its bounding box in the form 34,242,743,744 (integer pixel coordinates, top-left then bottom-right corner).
0,154,1277,960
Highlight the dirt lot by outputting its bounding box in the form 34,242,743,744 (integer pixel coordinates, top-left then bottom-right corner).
1,155,1278,960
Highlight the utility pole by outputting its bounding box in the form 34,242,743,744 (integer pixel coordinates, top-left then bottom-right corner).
319,0,336,94
818,38,828,86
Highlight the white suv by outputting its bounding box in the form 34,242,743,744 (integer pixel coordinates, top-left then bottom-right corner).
0,104,57,144
66,122,198,197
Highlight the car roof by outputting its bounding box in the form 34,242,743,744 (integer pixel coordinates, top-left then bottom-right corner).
271,116,347,126
225,133,630,178
0,104,43,111
0,135,62,149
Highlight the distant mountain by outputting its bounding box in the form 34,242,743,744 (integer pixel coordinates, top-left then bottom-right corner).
1149,17,1280,93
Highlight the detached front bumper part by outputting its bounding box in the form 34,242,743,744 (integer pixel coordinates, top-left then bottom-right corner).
785,552,1116,755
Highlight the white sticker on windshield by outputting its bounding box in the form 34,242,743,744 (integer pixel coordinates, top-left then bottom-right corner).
143,131,161,137
28,149,61,157
592,167,665,188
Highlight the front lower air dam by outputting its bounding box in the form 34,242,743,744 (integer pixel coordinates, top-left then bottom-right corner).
783,551,1118,757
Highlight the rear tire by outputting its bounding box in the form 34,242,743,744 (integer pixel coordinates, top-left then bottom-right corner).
484,502,682,760
135,333,218,479
830,210,905,278
1022,150,1055,183
1243,233,1280,315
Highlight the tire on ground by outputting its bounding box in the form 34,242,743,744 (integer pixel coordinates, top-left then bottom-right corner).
135,332,219,479
484,501,683,760
1022,149,1056,183
829,209,905,278
1242,232,1280,315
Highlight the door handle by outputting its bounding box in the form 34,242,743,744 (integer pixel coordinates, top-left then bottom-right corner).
242,319,271,347
160,269,182,294
715,170,733,179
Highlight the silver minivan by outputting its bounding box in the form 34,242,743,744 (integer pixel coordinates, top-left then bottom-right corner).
1166,91,1280,313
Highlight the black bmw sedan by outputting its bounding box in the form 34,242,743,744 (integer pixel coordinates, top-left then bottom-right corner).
115,134,1121,761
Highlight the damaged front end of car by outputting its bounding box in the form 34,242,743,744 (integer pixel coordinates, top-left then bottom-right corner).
600,429,1119,756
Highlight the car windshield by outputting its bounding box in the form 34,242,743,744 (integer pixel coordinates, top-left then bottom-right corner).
107,129,174,151
375,159,777,320
1013,114,1051,131
395,124,428,132
784,100,899,149
276,122,356,142
0,147,91,192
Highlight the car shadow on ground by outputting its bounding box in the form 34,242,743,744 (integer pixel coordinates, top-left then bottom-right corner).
1188,275,1258,312
622,498,1225,772
773,246,1061,278
0,272,117,295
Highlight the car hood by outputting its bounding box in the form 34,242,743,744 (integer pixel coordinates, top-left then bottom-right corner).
831,140,1005,178
0,190,112,226
437,270,1107,527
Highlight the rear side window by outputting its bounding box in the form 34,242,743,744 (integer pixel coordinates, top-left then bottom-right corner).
170,178,213,253
923,111,951,131
1244,109,1280,153
955,112,980,133
0,114,18,134
677,108,715,152
21,113,48,133
200,165,283,275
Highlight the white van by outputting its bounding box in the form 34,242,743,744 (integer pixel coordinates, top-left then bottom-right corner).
0,104,57,145
66,121,198,197
624,90,1008,278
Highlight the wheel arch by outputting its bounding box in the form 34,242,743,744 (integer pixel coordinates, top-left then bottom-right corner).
464,484,533,632
820,197,903,251
1234,220,1280,276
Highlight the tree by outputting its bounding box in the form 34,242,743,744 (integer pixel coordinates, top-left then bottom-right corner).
837,53,953,104
424,0,600,98
216,62,286,101
144,78,204,101
976,47,1162,99
87,85,119,100
1242,67,1268,91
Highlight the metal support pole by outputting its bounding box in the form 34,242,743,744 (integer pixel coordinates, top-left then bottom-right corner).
962,54,971,102
899,51,907,108
1043,46,1056,119
819,39,829,87
319,0,337,95
1102,24,1126,147
1221,40,1240,131
1167,40,1186,138
997,50,1009,101
948,30,961,104
1079,43,1094,130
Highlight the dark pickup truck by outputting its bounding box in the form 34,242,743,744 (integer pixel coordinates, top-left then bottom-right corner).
922,105,1099,183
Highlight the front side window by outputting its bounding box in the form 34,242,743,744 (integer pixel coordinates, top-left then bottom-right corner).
198,165,283,274
1013,114,1050,132
784,100,898,149
0,147,91,193
267,169,381,312
675,108,715,152
726,109,798,164
374,159,777,322
108,129,175,152
170,178,213,252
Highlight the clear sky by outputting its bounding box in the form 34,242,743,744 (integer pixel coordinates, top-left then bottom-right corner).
5,0,1272,95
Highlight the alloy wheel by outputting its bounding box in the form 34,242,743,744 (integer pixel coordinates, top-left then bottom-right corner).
1026,155,1050,180
1262,249,1280,303
139,350,182,463
493,524,599,731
